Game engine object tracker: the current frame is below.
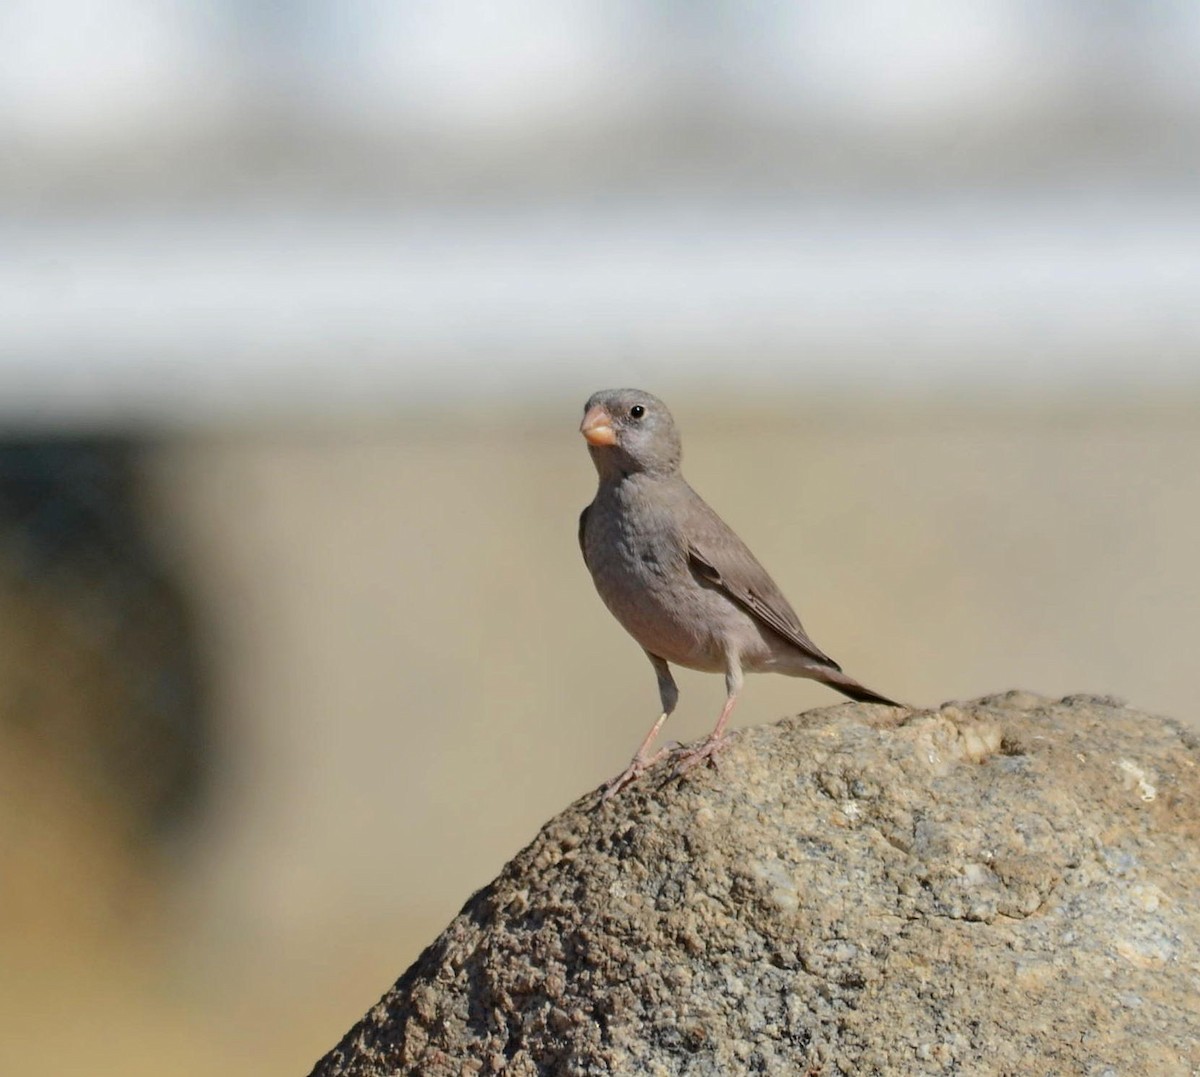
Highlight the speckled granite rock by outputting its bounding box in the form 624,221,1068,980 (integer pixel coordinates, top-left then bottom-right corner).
309,693,1200,1076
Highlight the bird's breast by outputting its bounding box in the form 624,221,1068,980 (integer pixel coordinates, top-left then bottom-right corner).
584,499,729,672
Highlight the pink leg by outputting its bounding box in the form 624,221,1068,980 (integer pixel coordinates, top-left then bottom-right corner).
600,653,678,802
674,656,743,777
600,710,672,802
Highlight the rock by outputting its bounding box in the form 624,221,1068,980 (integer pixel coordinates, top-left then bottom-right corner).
309,693,1200,1076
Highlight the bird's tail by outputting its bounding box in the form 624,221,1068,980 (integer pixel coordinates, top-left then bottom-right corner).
817,667,904,708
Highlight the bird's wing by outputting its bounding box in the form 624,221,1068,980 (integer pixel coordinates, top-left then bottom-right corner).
577,504,592,569
683,491,841,671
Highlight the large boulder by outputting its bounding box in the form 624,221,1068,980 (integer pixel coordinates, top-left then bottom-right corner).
310,693,1200,1076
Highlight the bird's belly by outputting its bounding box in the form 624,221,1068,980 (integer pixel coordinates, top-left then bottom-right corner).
589,557,733,674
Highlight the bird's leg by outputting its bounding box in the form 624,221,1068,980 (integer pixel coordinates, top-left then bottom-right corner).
600,654,678,801
675,656,742,776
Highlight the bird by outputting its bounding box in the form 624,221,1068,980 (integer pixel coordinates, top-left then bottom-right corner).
577,388,901,799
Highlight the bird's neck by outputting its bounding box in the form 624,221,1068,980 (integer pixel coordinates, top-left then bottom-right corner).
589,445,682,485
597,467,682,501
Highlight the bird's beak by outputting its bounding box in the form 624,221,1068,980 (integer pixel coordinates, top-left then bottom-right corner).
580,404,617,447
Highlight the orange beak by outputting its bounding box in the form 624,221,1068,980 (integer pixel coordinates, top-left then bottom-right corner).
580,404,617,447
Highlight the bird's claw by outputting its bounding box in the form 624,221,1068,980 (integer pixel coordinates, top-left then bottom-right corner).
673,729,738,777
598,746,670,802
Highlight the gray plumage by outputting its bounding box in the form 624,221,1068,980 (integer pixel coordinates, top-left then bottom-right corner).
578,388,899,797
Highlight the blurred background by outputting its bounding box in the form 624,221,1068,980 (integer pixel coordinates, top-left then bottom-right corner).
3,1,1199,1072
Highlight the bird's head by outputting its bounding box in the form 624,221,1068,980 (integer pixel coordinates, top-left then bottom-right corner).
580,388,681,479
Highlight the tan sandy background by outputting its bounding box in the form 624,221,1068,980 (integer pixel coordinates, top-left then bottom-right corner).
2,392,1195,1074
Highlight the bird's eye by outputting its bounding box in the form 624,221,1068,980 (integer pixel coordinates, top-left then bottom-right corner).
629,405,645,419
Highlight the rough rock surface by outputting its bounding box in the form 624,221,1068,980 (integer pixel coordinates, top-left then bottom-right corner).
310,693,1200,1076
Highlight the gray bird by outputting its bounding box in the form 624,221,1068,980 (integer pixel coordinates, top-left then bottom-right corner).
578,388,901,799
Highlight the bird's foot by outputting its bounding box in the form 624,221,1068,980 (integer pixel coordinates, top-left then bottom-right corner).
599,746,671,802
673,729,738,777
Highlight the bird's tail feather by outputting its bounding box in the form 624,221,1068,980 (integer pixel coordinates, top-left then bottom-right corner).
817,667,904,708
